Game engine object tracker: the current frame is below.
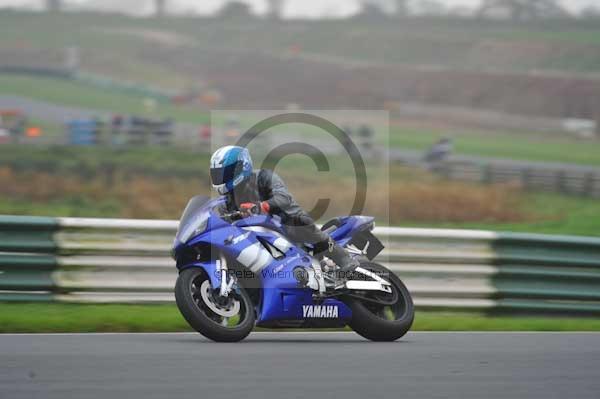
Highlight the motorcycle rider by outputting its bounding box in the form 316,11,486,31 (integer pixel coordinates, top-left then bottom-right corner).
209,145,359,275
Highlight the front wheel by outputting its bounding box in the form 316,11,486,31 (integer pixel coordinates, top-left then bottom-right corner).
344,262,414,342
175,268,255,342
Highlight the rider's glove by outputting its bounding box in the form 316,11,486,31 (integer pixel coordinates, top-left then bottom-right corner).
240,202,270,215
260,201,270,214
240,202,258,214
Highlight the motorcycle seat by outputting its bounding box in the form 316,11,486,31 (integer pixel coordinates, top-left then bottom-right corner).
320,218,342,234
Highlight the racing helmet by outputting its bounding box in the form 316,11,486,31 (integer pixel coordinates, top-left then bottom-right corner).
210,146,253,195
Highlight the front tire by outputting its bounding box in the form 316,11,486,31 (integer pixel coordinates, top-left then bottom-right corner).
345,262,414,342
175,268,255,342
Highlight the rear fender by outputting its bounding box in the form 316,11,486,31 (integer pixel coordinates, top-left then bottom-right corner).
329,216,375,242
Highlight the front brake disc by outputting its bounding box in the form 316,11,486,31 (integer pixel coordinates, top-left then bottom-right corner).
199,280,240,318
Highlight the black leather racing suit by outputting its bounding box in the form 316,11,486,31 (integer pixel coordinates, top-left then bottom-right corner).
220,169,358,271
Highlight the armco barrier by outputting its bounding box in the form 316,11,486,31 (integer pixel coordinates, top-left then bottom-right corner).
1,215,600,314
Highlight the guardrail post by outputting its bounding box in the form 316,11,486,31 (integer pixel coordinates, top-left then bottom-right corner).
556,170,567,195
584,172,596,197
482,163,493,184
521,167,532,190
0,216,60,301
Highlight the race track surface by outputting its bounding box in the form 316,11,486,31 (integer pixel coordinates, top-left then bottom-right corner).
1,332,599,399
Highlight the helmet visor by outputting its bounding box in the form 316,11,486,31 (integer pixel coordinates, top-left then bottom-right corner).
210,161,243,186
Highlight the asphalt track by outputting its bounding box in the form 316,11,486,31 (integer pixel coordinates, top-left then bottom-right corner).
1,332,599,399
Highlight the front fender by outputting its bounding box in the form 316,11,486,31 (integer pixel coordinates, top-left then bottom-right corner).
178,261,221,288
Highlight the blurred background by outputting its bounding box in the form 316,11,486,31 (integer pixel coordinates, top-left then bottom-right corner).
1,0,600,234
1,0,600,331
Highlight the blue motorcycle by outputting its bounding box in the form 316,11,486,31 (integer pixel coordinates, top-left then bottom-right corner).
172,196,414,342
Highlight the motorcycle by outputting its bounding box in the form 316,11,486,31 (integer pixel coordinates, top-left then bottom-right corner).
171,196,414,342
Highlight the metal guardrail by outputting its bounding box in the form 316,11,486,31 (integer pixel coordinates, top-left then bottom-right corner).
1,215,600,314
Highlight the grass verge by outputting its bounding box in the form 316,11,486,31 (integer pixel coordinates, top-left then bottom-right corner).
390,126,600,167
401,192,600,237
0,75,210,124
1,303,600,333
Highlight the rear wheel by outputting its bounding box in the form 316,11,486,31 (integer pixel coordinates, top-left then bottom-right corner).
175,268,255,342
344,262,414,342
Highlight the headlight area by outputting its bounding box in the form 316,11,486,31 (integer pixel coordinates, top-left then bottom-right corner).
173,242,214,267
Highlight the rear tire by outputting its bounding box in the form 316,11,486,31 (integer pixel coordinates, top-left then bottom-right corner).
345,262,414,342
175,268,255,342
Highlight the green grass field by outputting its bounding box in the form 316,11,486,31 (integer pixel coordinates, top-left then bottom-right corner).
1,303,599,333
3,177,600,236
0,75,210,124
1,190,599,236
1,144,600,236
390,127,600,166
2,11,600,73
402,192,600,237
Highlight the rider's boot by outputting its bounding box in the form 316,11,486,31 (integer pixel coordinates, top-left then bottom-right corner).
327,239,359,280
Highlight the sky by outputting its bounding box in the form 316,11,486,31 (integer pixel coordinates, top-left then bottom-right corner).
0,0,595,18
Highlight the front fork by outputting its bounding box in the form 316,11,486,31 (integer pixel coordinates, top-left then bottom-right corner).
216,253,236,298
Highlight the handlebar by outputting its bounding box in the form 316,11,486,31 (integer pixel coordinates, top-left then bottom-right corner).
221,210,246,221
222,210,243,218
221,208,265,221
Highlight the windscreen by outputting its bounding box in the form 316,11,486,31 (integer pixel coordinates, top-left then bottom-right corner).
175,196,217,243
178,196,210,227
175,196,228,240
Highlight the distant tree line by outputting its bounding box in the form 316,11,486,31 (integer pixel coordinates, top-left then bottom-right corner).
155,0,165,17
40,0,600,20
43,0,167,16
359,0,574,19
477,0,567,20
45,0,60,12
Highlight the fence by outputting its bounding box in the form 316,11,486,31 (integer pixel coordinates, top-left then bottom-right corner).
389,151,600,199
435,160,600,198
1,215,600,314
387,101,598,138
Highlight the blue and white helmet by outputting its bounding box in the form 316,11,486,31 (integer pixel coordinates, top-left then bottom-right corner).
210,146,253,195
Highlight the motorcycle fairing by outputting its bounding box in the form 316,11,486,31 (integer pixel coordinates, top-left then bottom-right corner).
173,197,374,325
179,219,353,323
